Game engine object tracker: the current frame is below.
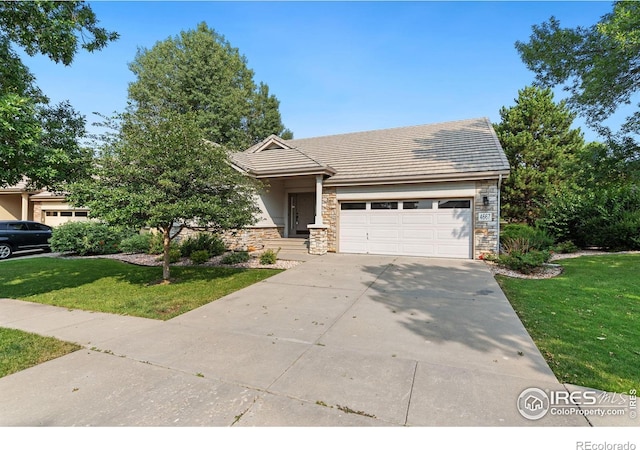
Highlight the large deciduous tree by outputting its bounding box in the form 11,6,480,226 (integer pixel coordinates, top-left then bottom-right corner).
0,1,118,188
127,22,291,150
494,86,584,224
515,1,640,141
69,110,260,281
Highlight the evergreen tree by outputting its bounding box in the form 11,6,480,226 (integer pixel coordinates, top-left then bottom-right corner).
494,86,584,224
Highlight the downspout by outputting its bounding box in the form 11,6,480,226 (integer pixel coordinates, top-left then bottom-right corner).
497,174,503,254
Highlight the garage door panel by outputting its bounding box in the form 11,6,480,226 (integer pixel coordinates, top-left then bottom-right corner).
401,214,434,225
368,242,401,254
401,229,434,240
436,212,470,225
340,242,368,254
339,199,472,259
369,229,400,240
400,244,436,256
369,215,400,225
340,214,368,225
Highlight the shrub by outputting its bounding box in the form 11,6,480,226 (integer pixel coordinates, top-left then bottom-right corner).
50,222,123,256
155,246,182,263
500,224,554,251
148,233,164,255
553,241,579,254
221,251,250,265
496,250,552,274
260,248,280,265
190,250,210,265
180,233,226,257
539,184,640,250
118,233,153,253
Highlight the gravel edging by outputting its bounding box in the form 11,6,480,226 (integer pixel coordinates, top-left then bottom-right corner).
71,252,301,270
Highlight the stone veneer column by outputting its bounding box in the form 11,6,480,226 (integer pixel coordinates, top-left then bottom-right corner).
307,224,328,255
321,187,337,252
474,180,500,258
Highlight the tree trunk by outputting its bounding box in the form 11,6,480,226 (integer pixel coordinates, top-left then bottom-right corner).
162,227,171,282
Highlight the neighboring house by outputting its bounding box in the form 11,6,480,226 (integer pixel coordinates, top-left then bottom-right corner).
229,118,510,259
0,180,89,227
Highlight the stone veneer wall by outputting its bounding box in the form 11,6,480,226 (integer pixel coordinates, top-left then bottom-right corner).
474,180,500,259
177,227,283,251
32,202,43,223
308,226,328,255
321,187,338,252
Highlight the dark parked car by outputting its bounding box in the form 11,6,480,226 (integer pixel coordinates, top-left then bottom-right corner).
0,220,53,259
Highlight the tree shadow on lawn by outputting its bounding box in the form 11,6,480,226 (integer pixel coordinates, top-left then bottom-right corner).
0,256,249,299
359,258,555,378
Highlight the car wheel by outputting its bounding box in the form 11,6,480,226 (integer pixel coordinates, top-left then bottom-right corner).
0,244,12,260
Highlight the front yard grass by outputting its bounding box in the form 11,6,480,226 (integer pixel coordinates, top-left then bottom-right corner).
0,257,282,320
0,328,80,378
496,254,640,394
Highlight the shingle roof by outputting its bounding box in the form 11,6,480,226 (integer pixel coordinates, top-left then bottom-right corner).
232,118,510,185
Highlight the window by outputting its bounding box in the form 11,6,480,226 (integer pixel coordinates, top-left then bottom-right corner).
403,200,433,210
45,211,58,217
438,200,471,209
74,211,89,217
27,223,51,231
371,202,398,210
8,223,27,230
60,211,73,217
341,202,366,210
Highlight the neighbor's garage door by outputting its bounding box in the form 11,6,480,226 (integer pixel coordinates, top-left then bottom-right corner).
339,199,472,258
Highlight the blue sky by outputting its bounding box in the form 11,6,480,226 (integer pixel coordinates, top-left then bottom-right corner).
22,1,615,142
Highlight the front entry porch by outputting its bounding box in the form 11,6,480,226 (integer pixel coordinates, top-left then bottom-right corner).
288,192,315,237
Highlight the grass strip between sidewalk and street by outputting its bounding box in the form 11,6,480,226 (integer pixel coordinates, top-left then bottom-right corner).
0,328,80,378
496,254,640,394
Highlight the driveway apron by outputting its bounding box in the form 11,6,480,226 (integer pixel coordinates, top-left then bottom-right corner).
0,254,590,426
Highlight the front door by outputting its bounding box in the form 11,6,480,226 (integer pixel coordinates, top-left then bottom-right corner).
289,193,315,237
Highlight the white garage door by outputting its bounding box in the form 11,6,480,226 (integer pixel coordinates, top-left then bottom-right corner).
339,199,472,258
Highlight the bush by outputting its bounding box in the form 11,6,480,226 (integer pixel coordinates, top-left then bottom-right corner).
553,241,579,254
155,246,182,263
260,248,280,265
500,224,554,251
149,233,164,255
118,233,153,253
496,250,552,274
50,222,123,256
221,251,250,264
539,184,640,250
190,250,210,265
180,233,226,257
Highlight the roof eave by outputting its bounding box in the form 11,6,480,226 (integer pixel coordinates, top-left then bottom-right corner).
323,169,510,187
251,166,337,179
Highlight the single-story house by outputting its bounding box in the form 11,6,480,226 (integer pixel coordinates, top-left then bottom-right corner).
0,180,89,226
229,117,510,259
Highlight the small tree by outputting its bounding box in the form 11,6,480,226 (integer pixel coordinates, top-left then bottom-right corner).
69,110,260,281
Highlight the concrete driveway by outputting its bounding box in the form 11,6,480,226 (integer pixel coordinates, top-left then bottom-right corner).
0,254,590,426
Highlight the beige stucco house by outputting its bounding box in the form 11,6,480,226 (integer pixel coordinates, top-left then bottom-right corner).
230,118,510,259
0,180,89,227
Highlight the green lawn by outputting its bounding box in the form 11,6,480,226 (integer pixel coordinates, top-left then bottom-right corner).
0,328,80,378
496,254,640,393
0,257,282,320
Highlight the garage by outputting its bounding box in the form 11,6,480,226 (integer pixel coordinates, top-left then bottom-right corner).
339,199,472,258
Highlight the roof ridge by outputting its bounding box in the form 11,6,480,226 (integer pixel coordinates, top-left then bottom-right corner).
287,117,488,142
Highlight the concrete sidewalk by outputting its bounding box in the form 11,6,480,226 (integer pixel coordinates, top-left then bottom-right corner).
0,254,621,426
